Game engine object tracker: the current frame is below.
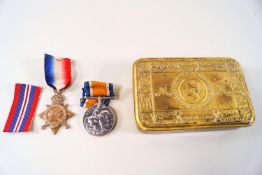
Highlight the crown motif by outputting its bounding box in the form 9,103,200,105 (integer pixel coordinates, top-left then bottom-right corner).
51,93,64,105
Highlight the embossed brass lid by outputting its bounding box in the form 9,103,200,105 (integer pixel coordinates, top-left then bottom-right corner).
133,58,255,131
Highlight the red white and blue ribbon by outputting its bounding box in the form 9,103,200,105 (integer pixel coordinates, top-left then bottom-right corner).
44,54,71,91
3,84,42,132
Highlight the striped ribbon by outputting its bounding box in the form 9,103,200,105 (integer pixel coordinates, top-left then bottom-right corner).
3,84,42,132
80,81,114,108
44,54,71,91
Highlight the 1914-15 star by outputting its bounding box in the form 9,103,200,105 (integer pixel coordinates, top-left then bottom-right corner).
39,92,74,134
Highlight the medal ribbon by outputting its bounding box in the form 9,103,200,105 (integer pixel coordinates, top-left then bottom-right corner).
80,81,114,108
3,84,42,132
44,54,72,92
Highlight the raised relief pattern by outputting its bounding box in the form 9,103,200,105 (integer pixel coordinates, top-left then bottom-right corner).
135,58,254,129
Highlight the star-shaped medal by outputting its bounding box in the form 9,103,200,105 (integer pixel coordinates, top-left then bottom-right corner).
39,92,74,134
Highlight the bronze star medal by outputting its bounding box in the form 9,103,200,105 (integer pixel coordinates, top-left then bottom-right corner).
39,91,74,134
41,54,74,134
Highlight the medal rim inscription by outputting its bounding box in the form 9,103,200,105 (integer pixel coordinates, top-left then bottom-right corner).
133,57,255,131
83,103,117,136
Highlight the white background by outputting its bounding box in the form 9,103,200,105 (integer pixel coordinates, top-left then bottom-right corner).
0,0,261,175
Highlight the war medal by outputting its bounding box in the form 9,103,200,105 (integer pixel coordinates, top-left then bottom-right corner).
80,81,117,136
39,54,74,135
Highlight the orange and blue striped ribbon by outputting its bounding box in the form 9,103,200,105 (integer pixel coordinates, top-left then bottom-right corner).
80,81,114,108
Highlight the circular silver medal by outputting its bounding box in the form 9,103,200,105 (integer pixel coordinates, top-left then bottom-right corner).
83,103,116,136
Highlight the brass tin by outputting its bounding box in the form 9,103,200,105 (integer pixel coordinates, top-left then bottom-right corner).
133,58,255,131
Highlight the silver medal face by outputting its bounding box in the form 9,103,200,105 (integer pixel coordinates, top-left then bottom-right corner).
83,104,116,136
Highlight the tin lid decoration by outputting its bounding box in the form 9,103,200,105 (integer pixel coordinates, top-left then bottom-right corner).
133,58,255,131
